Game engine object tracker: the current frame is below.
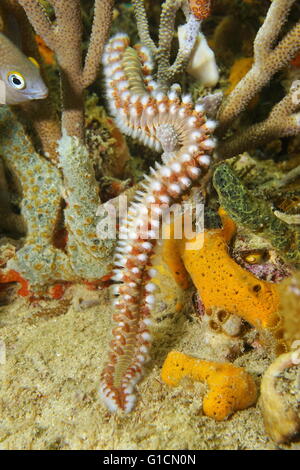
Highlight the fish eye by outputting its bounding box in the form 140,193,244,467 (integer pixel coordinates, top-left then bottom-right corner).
7,71,26,90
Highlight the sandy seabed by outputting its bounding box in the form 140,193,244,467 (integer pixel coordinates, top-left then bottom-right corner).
0,273,299,450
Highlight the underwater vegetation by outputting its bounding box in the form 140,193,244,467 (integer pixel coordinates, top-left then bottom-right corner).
0,0,300,448
213,164,300,264
0,0,117,294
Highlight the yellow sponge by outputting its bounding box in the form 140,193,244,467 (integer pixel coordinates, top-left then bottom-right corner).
161,350,257,421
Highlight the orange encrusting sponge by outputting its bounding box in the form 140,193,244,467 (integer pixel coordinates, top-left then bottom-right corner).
161,350,257,421
163,209,281,331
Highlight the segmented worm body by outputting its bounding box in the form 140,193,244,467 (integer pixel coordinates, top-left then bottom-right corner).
99,34,216,412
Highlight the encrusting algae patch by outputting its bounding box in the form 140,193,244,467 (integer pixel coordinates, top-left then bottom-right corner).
161,351,257,421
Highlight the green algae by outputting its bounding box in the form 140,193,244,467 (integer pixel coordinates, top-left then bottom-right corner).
213,162,300,265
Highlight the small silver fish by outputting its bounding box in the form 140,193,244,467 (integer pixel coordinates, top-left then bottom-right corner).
0,32,48,105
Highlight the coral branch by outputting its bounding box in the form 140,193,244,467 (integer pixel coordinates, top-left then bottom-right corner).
132,0,157,56
82,0,114,88
20,99,61,161
156,0,186,87
132,0,210,91
49,0,84,138
218,0,300,131
18,0,114,139
18,0,83,137
164,12,200,86
17,0,55,50
218,81,300,157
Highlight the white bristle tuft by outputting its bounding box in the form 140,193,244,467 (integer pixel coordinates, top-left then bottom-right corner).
155,92,165,102
188,167,202,178
169,183,181,194
148,268,157,277
205,119,217,131
168,90,178,101
151,181,162,191
195,103,205,113
179,153,192,163
201,138,216,150
160,167,172,177
145,283,156,292
145,295,155,305
159,194,170,204
191,131,202,141
198,154,211,166
179,176,191,187
182,94,192,104
188,144,198,154
171,162,181,173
